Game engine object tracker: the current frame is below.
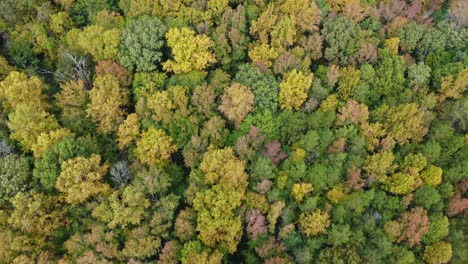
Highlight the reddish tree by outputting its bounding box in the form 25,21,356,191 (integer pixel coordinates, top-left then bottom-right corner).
262,141,288,166
246,209,267,240
398,207,430,247
346,167,365,190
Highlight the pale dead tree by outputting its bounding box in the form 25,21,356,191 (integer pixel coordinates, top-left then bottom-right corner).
0,140,12,158
38,52,92,89
110,160,130,188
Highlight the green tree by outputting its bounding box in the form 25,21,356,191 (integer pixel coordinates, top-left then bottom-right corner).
322,17,361,65
423,215,449,245
234,64,279,112
212,5,249,69
0,154,30,203
119,16,167,72
383,103,428,145
92,185,150,229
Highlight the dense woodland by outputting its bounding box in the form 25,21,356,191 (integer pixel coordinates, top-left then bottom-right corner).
0,0,467,263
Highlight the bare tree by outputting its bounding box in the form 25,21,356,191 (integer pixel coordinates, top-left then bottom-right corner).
38,52,92,89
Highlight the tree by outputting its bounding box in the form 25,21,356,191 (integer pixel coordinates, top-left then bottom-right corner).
438,69,468,103
279,0,321,33
408,62,431,88
55,79,91,133
180,241,223,264
291,183,313,203
337,66,361,100
122,227,161,259
212,5,249,69
117,113,140,149
163,27,217,74
194,184,243,253
66,25,121,61
420,165,443,187
322,17,361,65
7,104,60,151
135,128,177,167
56,154,110,205
95,60,132,86
423,242,452,264
391,207,430,248
384,172,416,195
279,70,313,110
0,71,47,112
0,154,30,203
234,64,279,112
9,191,66,236
363,151,396,182
198,147,248,190
371,48,407,106
299,209,330,237
423,215,449,245
246,209,267,240
218,83,255,128
119,16,167,72
87,74,128,134
92,185,150,229
383,103,428,145
31,128,73,158
194,147,248,253
318,245,362,264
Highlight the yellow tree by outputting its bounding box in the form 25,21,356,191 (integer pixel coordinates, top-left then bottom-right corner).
87,74,128,134
383,103,428,145
279,69,313,110
218,83,255,128
194,147,248,253
299,209,330,237
0,71,47,112
423,242,452,264
117,113,141,149
337,66,361,100
135,128,177,167
31,128,73,158
7,104,60,151
163,27,217,74
56,154,110,205
9,191,66,236
291,183,313,203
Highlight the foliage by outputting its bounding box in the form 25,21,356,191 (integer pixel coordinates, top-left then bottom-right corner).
135,128,177,167
87,74,128,134
218,83,254,128
56,154,110,205
0,154,30,203
163,27,217,74
279,70,313,110
119,16,167,72
0,1,465,263
299,209,330,237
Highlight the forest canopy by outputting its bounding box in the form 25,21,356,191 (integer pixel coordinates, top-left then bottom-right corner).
0,0,467,263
